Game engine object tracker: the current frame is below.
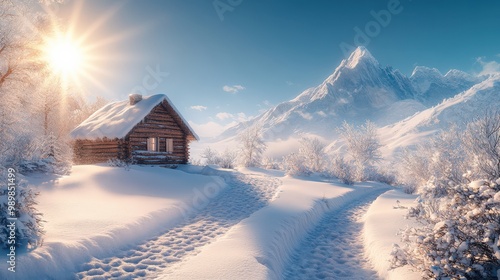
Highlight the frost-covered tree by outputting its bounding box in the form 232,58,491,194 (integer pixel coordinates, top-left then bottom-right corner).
238,125,267,167
282,137,326,176
298,137,326,173
0,0,75,172
463,111,500,180
338,121,381,181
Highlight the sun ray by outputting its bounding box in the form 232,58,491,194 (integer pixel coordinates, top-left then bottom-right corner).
32,0,138,97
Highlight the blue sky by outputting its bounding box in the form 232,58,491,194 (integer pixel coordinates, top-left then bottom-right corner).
53,0,500,137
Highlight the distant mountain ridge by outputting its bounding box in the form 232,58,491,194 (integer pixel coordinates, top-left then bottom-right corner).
218,47,485,141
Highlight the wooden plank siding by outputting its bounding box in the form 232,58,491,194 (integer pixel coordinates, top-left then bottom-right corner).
73,100,193,165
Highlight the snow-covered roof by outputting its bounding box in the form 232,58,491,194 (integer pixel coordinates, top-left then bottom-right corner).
70,94,199,141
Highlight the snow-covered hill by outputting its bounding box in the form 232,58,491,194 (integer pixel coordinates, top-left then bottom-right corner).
378,73,500,158
218,47,481,143
410,66,484,106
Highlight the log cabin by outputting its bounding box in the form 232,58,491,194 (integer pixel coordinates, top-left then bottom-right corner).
70,94,199,165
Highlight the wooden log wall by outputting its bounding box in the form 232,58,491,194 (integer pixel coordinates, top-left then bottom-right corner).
127,103,189,164
73,139,125,164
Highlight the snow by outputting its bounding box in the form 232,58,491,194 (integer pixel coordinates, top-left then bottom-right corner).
158,169,390,280
75,166,282,279
378,73,500,159
345,46,378,69
70,94,198,140
0,165,225,279
363,189,421,280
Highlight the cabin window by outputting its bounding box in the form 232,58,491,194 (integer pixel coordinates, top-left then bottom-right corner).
147,137,158,152
166,138,174,154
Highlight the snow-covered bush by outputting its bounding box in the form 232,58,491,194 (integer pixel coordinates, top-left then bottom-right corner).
262,157,281,170
218,149,237,169
324,155,354,185
337,121,382,181
283,152,310,176
392,178,500,279
0,168,44,249
282,137,326,176
238,125,267,167
396,113,500,193
201,147,237,169
396,127,466,193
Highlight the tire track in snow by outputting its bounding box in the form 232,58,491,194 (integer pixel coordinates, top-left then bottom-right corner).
282,190,385,280
76,173,281,280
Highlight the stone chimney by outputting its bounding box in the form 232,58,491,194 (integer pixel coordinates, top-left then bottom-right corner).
129,94,142,105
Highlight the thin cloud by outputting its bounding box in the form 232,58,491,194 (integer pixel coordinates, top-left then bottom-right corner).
223,85,245,94
190,105,207,111
216,112,233,120
216,112,249,122
476,57,500,75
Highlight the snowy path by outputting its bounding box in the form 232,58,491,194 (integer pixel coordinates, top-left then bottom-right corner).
76,172,281,279
282,189,385,280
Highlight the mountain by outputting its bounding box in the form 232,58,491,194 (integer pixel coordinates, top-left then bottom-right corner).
378,73,500,158
218,47,483,142
410,66,484,105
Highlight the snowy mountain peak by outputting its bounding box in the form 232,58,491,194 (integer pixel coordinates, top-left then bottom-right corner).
345,46,378,69
217,47,485,142
410,66,442,79
444,69,478,82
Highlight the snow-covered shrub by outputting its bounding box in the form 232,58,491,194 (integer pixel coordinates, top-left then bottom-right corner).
218,149,237,169
282,137,326,176
262,157,281,170
238,125,267,167
324,155,354,185
337,121,382,181
392,178,500,279
202,147,219,166
201,147,236,169
0,168,44,249
283,152,310,176
396,126,466,193
396,114,500,193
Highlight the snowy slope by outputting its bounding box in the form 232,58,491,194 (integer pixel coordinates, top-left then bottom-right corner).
158,169,389,280
378,73,500,158
363,190,421,280
217,47,481,144
0,165,225,280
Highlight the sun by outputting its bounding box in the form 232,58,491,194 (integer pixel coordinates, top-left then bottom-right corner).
34,0,133,94
44,35,85,77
